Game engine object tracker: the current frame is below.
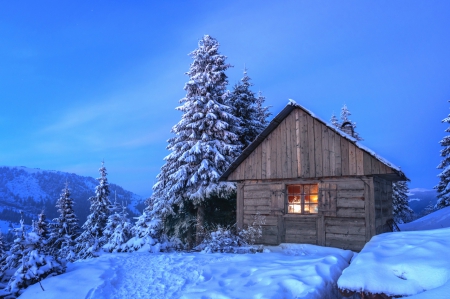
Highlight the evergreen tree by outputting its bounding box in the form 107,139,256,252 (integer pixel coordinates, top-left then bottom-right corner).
35,211,49,241
331,105,363,141
330,113,339,128
435,102,450,209
125,197,162,252
227,68,270,149
255,91,271,127
75,162,111,259
392,181,413,223
2,214,27,275
6,226,64,296
102,198,132,253
146,35,241,246
49,183,80,261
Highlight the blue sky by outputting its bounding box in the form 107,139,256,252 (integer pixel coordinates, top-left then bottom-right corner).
1,1,449,197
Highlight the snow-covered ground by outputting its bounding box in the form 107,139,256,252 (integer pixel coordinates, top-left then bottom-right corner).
399,205,450,231
338,214,450,297
20,244,354,299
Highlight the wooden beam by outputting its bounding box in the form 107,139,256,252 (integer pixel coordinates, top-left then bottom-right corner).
322,125,330,177
307,114,315,177
356,148,364,176
314,119,323,177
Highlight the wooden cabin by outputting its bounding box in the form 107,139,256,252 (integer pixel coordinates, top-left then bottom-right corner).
219,101,407,251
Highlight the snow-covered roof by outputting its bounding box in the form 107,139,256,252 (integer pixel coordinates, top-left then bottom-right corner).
220,100,406,181
287,99,403,172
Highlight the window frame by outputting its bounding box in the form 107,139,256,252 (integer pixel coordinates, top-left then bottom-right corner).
285,183,319,215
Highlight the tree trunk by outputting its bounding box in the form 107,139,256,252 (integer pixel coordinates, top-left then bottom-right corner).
195,204,205,245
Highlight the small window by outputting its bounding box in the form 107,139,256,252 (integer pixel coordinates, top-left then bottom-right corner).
287,184,318,214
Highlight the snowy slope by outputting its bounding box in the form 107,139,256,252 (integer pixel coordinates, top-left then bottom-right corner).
0,166,144,232
20,244,354,299
399,206,450,231
338,227,450,298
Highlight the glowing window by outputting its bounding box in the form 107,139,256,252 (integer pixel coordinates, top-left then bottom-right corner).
287,184,318,214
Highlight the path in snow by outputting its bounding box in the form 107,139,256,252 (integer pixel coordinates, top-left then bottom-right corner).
89,252,232,299
20,244,354,299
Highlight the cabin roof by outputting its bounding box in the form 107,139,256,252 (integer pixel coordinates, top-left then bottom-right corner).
219,99,407,181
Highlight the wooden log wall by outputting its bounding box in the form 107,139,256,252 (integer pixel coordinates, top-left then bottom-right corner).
241,182,284,245
323,178,367,251
373,177,393,234
227,108,396,181
239,177,371,251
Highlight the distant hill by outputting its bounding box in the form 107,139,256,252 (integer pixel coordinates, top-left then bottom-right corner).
407,188,438,216
399,205,450,231
0,166,145,234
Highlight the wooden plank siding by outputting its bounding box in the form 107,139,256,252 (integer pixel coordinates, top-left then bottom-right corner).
284,217,317,244
226,107,401,181
285,115,292,178
300,111,310,177
314,119,323,178
239,177,380,252
289,111,298,178
322,125,330,177
307,113,315,177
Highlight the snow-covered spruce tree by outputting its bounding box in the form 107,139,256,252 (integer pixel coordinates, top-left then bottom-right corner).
6,225,64,296
75,162,111,259
435,103,450,209
331,104,363,141
125,196,165,252
330,113,339,128
48,183,80,261
1,212,63,296
227,68,269,149
35,211,49,243
2,214,27,276
392,181,413,223
255,91,271,128
102,199,133,253
144,35,241,247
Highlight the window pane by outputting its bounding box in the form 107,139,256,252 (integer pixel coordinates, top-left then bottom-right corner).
310,204,318,214
310,184,318,194
287,185,296,194
288,185,301,194
288,195,300,203
288,204,301,213
310,194,318,203
303,185,310,194
304,195,310,203
304,204,310,213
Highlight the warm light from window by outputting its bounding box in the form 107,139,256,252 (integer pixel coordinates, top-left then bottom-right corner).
287,184,318,214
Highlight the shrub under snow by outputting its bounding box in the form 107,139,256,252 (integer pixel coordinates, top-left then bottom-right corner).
195,214,265,253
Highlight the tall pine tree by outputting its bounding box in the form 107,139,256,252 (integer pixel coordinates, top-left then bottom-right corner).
227,68,270,149
435,101,450,208
392,181,413,223
49,183,80,261
331,104,363,141
147,35,241,246
75,162,111,259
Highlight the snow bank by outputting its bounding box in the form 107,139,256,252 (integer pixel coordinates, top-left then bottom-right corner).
399,206,450,231
338,227,450,297
20,244,354,299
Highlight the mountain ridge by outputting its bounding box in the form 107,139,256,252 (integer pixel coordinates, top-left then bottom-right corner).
0,166,145,234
